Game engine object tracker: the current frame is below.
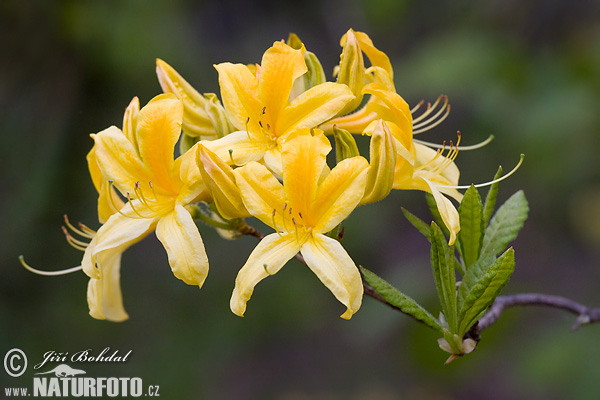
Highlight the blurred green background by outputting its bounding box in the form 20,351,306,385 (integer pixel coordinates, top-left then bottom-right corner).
2,0,600,398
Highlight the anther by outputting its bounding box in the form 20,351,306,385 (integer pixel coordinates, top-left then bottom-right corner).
263,263,273,275
262,106,266,114
126,192,145,218
63,215,94,239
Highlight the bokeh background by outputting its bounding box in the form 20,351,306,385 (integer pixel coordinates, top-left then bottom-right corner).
2,0,600,398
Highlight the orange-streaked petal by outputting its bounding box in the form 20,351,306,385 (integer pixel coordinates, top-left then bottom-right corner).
234,161,285,229
230,233,301,317
214,62,263,131
277,82,354,136
87,250,128,322
258,41,307,127
135,94,183,193
155,205,209,287
281,131,331,226
300,233,363,319
312,156,369,233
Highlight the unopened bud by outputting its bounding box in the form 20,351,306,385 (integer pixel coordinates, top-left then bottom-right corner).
203,93,235,139
286,33,326,99
336,29,365,115
156,59,215,138
333,126,360,163
360,120,397,205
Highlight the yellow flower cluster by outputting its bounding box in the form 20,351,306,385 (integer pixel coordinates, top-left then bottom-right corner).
28,30,485,322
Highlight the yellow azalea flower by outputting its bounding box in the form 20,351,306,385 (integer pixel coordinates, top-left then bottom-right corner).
364,84,463,244
203,41,355,176
83,93,210,321
231,130,369,319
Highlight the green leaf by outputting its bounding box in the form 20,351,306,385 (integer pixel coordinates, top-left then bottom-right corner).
457,253,496,309
430,223,457,333
426,193,450,239
401,208,431,241
360,266,443,333
457,248,515,335
458,185,484,269
481,191,529,256
483,166,503,226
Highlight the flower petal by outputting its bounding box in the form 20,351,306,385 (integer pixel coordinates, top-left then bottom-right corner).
360,120,397,205
349,31,393,79
214,62,263,131
300,233,363,319
230,233,300,317
312,156,369,233
281,131,331,226
135,94,183,193
258,41,307,127
92,126,151,196
202,130,269,167
87,250,129,322
234,161,285,229
122,96,140,155
277,82,354,136
363,83,412,136
155,205,209,287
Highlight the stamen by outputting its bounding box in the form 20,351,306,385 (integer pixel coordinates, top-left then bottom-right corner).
245,117,251,140
292,217,299,242
134,181,157,212
77,222,97,237
412,101,433,124
442,154,525,189
410,100,425,114
19,256,83,276
262,106,266,115
228,149,238,166
272,209,281,236
63,215,94,239
61,226,89,251
282,203,288,232
107,181,129,218
414,134,495,151
413,95,449,131
126,193,145,218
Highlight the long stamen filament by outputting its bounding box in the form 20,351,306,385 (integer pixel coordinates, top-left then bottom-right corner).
410,100,425,114
61,226,90,250
415,134,494,151
413,104,451,134
126,193,145,218
63,215,94,239
413,96,448,128
19,256,83,276
77,222,97,237
292,218,299,242
107,181,129,218
134,182,157,212
442,154,525,189
413,95,443,124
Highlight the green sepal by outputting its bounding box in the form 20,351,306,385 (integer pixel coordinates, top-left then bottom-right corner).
430,222,458,333
333,126,360,163
483,166,503,225
203,93,235,139
457,185,484,269
360,266,443,333
457,248,515,336
481,190,528,257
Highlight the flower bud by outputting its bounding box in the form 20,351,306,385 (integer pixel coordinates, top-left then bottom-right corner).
156,59,215,138
360,120,397,205
287,33,326,99
333,126,360,164
196,145,250,220
203,93,235,139
336,29,365,116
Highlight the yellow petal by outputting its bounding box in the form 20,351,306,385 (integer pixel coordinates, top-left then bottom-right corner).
277,82,354,136
82,201,157,279
230,233,301,317
263,146,283,177
234,161,285,229
92,126,151,196
135,94,183,193
425,180,460,245
87,250,128,322
197,145,250,219
349,31,393,79
175,143,209,205
122,96,140,154
312,156,369,233
281,131,331,226
335,29,365,115
258,41,307,127
300,233,363,319
156,59,215,137
202,130,269,167
214,62,263,131
360,120,397,205
155,205,209,287
363,83,412,136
